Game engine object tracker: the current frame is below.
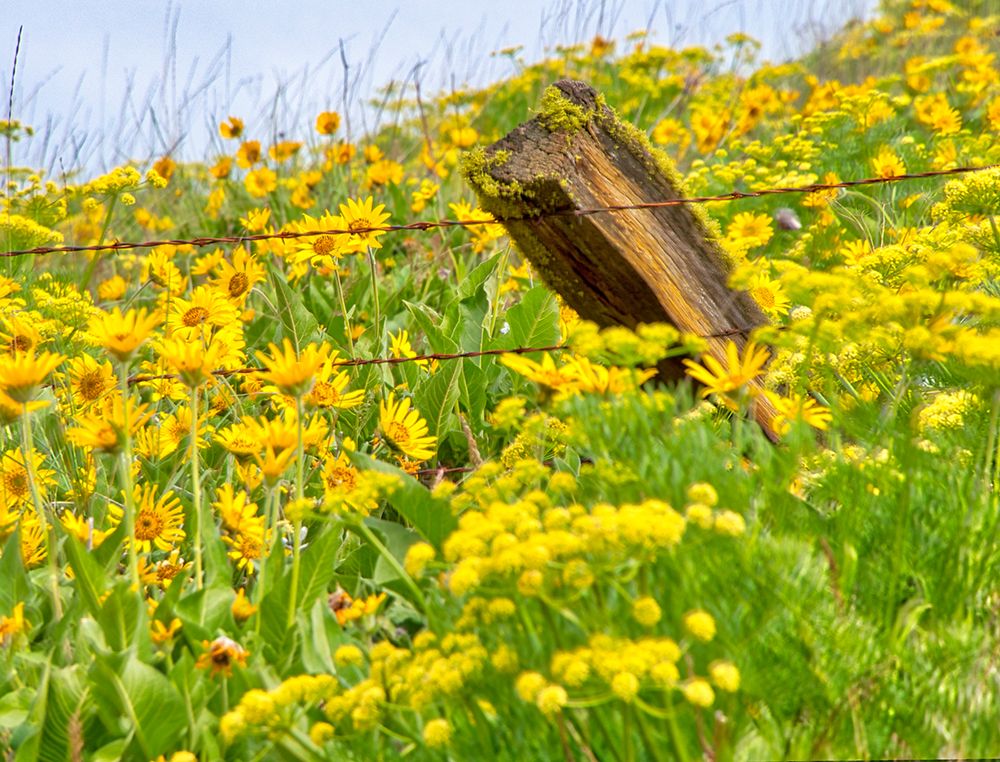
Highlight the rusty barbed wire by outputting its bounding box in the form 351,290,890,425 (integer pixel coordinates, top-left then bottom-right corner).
3,164,995,259
127,344,570,385
126,320,766,386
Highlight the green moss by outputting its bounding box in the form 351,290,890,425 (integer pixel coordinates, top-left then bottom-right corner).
537,86,592,133
596,106,727,263
460,147,531,219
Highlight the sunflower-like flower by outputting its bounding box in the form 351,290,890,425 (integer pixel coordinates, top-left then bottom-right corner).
338,196,391,254
223,525,266,575
212,246,266,303
764,391,832,435
66,395,153,454
378,392,437,462
167,285,240,341
0,349,65,403
88,307,162,363
158,335,224,388
682,340,769,410
213,483,263,534
108,484,186,553
256,339,330,398
288,211,346,271
196,636,249,678
63,354,117,409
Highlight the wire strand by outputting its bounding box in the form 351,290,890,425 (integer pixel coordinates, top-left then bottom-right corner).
3,164,995,259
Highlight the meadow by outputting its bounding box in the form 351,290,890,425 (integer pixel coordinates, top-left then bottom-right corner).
2,0,1000,759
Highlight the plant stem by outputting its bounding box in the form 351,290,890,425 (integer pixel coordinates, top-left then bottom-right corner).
254,486,280,637
352,519,430,621
334,268,355,356
366,247,382,346
117,363,140,589
20,405,62,619
79,193,118,292
190,385,204,590
286,396,306,628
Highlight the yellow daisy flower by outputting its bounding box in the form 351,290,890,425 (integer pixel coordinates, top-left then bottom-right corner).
256,339,329,398
88,307,162,363
0,349,64,403
378,392,437,462
109,484,186,553
338,196,391,254
682,340,769,408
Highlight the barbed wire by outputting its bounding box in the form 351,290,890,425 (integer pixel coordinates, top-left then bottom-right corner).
126,319,765,386
3,164,995,259
127,344,570,385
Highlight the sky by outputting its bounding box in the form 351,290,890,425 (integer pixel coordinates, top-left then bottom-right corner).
2,0,876,177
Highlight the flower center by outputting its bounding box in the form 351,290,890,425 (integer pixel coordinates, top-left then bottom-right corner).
183,307,210,327
347,218,371,234
10,335,32,353
228,272,249,298
751,287,775,308
387,421,411,446
4,468,27,498
312,235,337,257
135,509,164,540
78,370,106,401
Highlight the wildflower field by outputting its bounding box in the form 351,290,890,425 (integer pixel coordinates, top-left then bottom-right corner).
2,0,1000,759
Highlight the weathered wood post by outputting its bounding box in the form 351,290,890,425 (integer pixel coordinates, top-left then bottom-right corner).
463,78,779,441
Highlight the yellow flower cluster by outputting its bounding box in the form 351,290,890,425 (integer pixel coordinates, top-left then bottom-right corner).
439,463,686,599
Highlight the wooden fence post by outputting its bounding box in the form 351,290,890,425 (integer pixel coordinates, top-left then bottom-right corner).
463,78,779,441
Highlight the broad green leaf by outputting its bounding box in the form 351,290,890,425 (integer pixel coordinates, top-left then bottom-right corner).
38,666,87,762
96,582,147,654
404,301,458,353
459,359,489,426
0,688,32,728
365,517,422,587
458,252,501,302
90,653,187,759
93,520,127,570
349,453,456,548
415,358,463,442
268,267,320,350
296,524,341,613
300,599,343,674
63,534,107,620
0,529,29,613
260,576,291,652
498,285,560,351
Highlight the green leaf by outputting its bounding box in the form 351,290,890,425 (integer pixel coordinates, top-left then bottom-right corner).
365,517,422,587
269,267,320,350
415,359,463,442
90,653,187,759
458,252,501,302
63,534,107,620
260,576,291,652
0,689,32,728
459,360,489,426
300,599,343,674
93,520,127,570
90,740,128,762
404,301,458,353
296,524,341,613
96,582,147,654
0,529,29,613
499,285,560,351
38,666,87,762
349,453,456,548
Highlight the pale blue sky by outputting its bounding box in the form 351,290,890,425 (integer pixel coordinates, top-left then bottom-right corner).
2,0,876,176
